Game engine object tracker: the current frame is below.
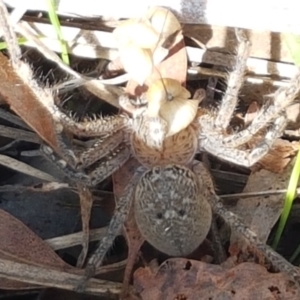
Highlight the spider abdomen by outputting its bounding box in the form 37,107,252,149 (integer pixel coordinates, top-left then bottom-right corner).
134,164,212,256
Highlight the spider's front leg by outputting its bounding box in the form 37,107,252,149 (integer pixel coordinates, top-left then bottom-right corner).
41,122,131,186
201,111,287,167
192,161,300,286
200,26,300,167
214,29,250,130
50,104,130,137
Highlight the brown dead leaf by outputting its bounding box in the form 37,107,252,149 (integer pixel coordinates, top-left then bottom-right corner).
76,185,94,268
252,139,300,173
230,160,296,255
113,157,145,297
0,52,61,154
0,208,77,289
134,258,300,300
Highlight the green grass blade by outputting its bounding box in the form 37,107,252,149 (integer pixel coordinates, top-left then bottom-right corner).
46,0,69,65
272,152,300,249
290,243,300,263
272,33,300,249
283,33,300,65
0,37,27,50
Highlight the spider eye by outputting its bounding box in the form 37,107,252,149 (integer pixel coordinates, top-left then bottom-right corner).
156,212,163,219
178,209,185,216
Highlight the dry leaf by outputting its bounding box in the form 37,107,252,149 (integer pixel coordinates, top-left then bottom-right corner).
0,52,61,153
134,258,300,300
229,160,296,254
252,139,300,173
0,208,77,289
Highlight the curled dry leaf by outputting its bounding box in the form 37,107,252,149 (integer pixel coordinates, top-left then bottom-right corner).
252,139,300,173
134,258,300,300
146,78,200,136
112,6,185,90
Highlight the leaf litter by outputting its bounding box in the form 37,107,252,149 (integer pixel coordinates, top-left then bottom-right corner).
0,3,299,300
134,258,300,300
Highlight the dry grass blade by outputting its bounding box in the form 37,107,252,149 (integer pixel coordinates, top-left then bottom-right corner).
0,124,39,143
0,182,70,193
15,22,122,108
46,228,107,251
76,184,94,268
0,257,123,295
0,154,57,182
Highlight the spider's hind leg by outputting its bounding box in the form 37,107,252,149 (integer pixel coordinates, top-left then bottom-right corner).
192,161,300,287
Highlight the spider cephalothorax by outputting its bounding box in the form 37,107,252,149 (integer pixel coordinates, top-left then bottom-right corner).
1,2,300,295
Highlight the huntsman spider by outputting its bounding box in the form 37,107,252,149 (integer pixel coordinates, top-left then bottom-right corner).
1,2,300,294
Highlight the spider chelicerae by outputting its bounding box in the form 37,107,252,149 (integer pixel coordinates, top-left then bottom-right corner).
1,2,300,294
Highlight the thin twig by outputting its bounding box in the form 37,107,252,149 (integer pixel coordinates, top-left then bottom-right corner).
220,188,300,200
